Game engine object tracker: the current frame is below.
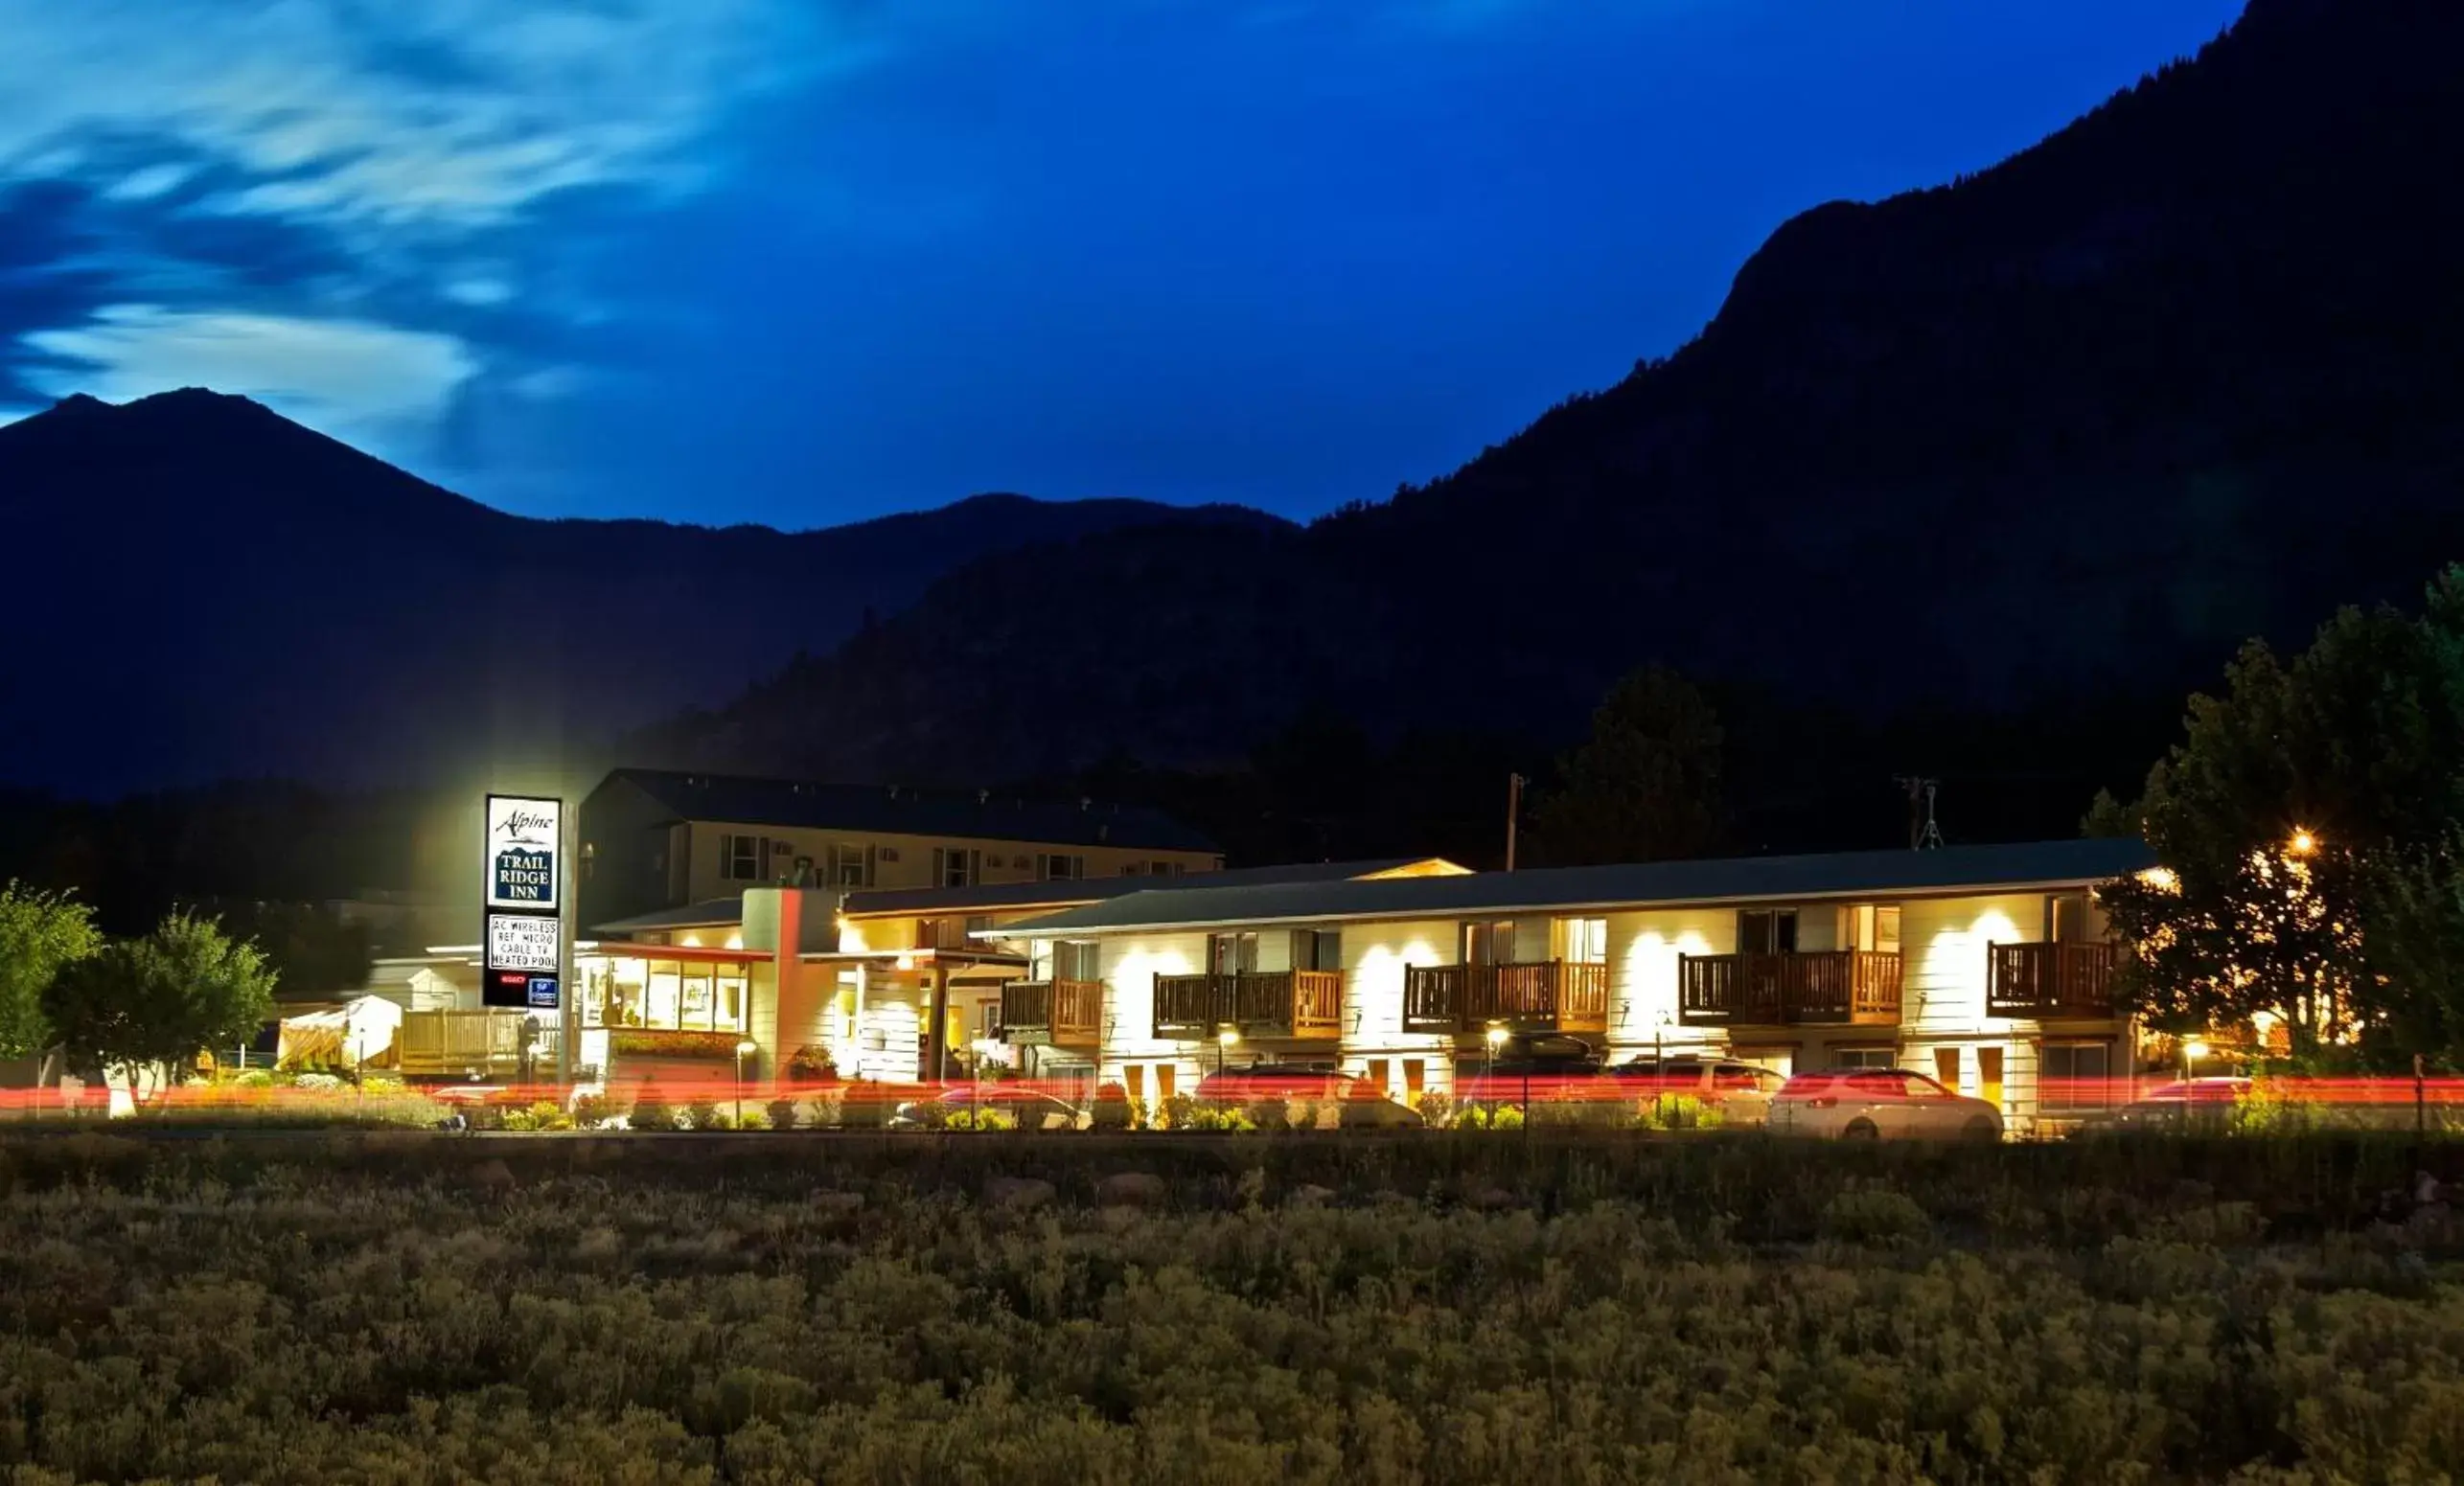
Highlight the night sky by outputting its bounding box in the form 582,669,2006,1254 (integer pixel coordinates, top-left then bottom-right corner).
0,0,2243,528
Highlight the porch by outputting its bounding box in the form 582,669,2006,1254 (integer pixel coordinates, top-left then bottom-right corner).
1676,950,1903,1027
1987,942,2119,1018
1401,961,1609,1035
1150,970,1343,1040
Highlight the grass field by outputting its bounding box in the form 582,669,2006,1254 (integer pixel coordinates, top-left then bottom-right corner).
1,1131,2459,1484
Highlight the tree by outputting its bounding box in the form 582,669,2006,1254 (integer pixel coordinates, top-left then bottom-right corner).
43,911,279,1080
1532,667,1722,866
0,881,101,1062
198,900,372,1002
2095,568,2464,1063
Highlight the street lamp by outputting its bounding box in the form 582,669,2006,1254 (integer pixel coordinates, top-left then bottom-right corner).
2289,829,2317,857
1485,1022,1508,1122
733,1039,758,1126
2183,1038,2209,1079
1217,1025,1239,1078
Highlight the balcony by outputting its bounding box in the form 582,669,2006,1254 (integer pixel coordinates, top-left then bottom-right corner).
1676,951,1903,1026
1152,971,1343,1040
1988,942,2119,1019
1000,978,1104,1045
1400,961,1609,1035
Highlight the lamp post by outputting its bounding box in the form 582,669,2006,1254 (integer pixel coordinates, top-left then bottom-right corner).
1217,1025,1239,1079
1485,1022,1508,1124
2179,1037,2208,1133
734,1040,758,1127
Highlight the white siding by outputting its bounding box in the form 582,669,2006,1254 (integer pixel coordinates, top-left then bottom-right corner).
1902,892,2043,1033
1097,932,1209,1086
1606,907,1735,1057
1338,918,1460,1091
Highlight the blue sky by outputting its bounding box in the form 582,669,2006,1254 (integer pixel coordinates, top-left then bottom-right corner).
0,0,2245,528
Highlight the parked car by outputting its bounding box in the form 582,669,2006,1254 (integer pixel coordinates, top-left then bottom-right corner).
1193,1063,1424,1128
1610,1058,1785,1127
887,1083,1086,1132
1770,1068,2003,1141
1455,1032,1611,1106
2072,1076,2253,1135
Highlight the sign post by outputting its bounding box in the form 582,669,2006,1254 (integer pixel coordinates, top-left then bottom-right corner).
482,795,565,1086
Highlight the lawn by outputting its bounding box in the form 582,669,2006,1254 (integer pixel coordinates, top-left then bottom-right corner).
0,1132,2458,1484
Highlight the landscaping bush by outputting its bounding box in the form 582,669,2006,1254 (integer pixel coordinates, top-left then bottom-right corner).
1091,1083,1133,1132
628,1083,673,1132
0,1132,2458,1483
765,1098,800,1132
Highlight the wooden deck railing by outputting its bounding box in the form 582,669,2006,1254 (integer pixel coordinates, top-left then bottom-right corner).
1400,961,1610,1035
1152,971,1343,1040
1000,978,1104,1045
1987,942,2118,1018
397,1010,523,1075
1675,951,1902,1026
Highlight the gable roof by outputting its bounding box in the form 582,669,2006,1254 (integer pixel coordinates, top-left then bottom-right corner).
987,837,2157,938
841,857,1467,919
591,897,749,936
600,768,1219,853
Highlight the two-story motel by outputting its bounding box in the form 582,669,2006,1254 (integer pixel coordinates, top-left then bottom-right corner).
979,836,2158,1127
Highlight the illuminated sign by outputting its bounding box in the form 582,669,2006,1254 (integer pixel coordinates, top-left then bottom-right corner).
485,968,562,1011
486,912,560,973
484,795,562,913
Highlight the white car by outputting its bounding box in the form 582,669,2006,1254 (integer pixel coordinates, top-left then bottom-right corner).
1771,1068,2003,1141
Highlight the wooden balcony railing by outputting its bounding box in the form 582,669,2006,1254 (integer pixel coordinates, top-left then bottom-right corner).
1400,961,1610,1035
1676,951,1903,1026
1987,942,2119,1018
1000,978,1104,1045
1152,971,1344,1040
397,1010,523,1075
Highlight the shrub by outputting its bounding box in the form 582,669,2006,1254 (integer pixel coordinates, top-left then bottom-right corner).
945,1109,1016,1132
1456,1104,1526,1132
528,1100,573,1132
786,1044,839,1083
571,1092,617,1130
1091,1083,1133,1132
1820,1186,1933,1245
734,1109,770,1132
765,1098,800,1132
629,1083,674,1132
231,1069,274,1089
1416,1090,1454,1128
682,1099,721,1132
839,1084,887,1130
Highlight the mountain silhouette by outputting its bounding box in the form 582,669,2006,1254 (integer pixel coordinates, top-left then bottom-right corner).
649,0,2464,787
0,389,1279,794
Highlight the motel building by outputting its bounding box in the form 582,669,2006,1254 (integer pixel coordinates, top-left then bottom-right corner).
979,836,2159,1131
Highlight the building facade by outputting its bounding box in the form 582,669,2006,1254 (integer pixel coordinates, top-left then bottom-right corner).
577,768,1227,931
986,838,2157,1130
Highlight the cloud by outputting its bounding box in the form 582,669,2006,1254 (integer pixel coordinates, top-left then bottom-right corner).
0,0,832,236
22,305,476,446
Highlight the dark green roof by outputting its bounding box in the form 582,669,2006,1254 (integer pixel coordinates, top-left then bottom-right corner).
992,838,2156,937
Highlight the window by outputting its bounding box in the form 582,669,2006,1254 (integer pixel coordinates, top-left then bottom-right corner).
1291,928,1342,972
1739,909,1799,954
1209,932,1259,975
1556,917,1607,964
1038,853,1086,881
933,847,979,888
828,843,872,889
2047,893,2089,943
2041,1042,2114,1109
1462,920,1516,965
1055,940,1100,982
1837,904,1902,953
720,834,761,880
1831,1046,1897,1069
602,958,748,1034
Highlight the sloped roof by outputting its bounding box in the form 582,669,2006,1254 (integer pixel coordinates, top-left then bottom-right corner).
989,838,2157,938
841,857,1465,919
590,897,748,935
602,768,1219,853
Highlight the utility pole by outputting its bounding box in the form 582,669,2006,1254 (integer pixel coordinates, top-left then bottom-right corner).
1894,776,1944,851
1505,773,1526,872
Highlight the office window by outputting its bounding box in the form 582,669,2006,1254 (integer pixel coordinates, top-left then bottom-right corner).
933,847,979,888
1739,908,1799,954
1038,853,1086,881
720,834,760,880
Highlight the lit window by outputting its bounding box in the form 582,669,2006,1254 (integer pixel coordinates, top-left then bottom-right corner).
721,834,760,880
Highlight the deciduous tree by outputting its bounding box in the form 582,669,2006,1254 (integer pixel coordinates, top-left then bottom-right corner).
0,880,101,1061
43,910,278,1080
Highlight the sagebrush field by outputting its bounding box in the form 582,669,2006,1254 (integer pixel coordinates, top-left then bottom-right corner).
0,1132,2458,1484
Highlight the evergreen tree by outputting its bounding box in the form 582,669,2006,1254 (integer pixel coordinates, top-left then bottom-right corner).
1532,667,1723,865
